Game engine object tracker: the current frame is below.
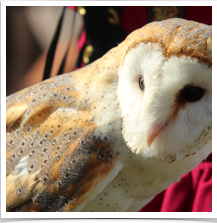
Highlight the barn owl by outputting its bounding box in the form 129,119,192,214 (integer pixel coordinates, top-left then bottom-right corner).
6,18,212,212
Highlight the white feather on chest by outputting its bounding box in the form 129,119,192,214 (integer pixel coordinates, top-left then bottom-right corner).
79,140,211,212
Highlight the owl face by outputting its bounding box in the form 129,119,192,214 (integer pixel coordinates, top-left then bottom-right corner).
117,19,212,162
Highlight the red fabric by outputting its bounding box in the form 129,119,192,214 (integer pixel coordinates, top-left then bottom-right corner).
68,6,76,11
185,6,212,25
139,154,212,212
120,6,148,34
78,31,86,51
120,6,212,31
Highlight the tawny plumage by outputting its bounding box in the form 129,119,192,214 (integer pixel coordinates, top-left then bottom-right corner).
6,18,212,212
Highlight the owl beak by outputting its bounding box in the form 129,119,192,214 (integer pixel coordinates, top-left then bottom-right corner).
147,121,169,148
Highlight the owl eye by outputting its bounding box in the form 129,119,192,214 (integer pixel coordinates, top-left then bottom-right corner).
139,76,145,91
182,86,205,102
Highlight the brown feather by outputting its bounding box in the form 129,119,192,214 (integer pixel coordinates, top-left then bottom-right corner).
6,74,115,211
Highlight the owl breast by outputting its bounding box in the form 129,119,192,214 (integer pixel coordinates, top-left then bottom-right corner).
74,139,211,212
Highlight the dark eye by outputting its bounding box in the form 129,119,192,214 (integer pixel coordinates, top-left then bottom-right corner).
139,76,145,91
181,86,205,102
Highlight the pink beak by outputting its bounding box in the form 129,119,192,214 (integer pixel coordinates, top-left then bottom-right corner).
147,121,169,148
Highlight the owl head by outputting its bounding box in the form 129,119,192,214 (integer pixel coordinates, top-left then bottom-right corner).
117,18,212,162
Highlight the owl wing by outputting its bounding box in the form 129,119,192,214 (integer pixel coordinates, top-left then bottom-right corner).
6,72,122,212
